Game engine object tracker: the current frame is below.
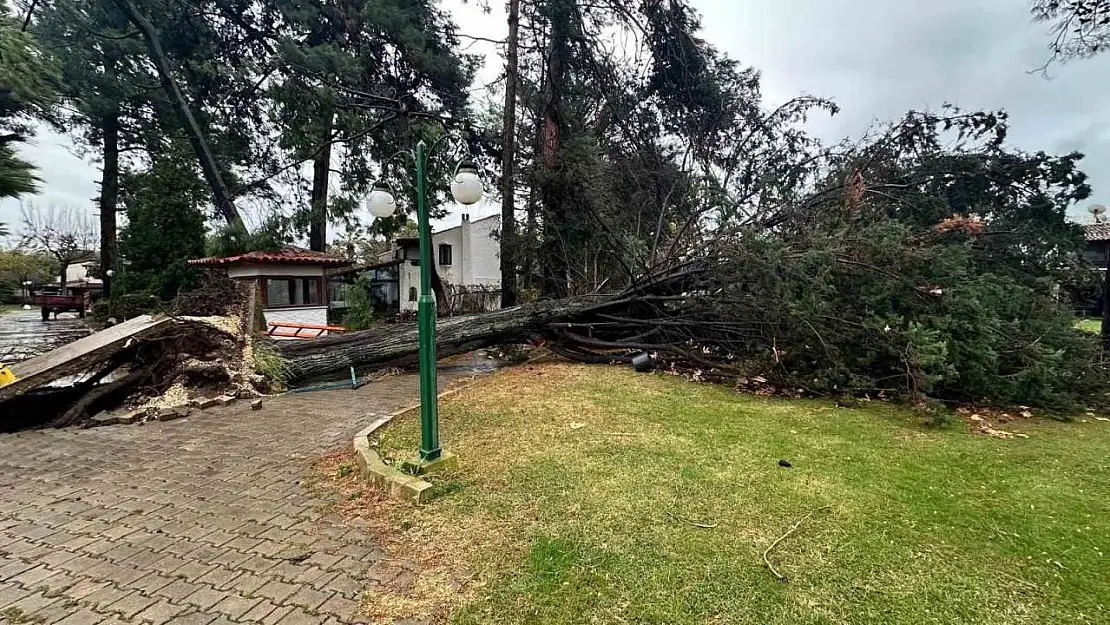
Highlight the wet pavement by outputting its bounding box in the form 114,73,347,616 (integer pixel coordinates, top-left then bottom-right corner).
0,307,91,365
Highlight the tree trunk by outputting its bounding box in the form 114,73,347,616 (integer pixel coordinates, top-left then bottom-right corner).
278,294,606,381
309,110,333,252
499,0,521,308
99,104,120,300
113,0,246,232
277,259,707,381
538,0,570,298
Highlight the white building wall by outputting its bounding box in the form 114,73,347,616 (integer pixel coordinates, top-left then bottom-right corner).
65,263,91,282
263,306,330,338
397,215,501,312
228,264,322,279
432,227,465,286
466,216,502,286
399,262,421,312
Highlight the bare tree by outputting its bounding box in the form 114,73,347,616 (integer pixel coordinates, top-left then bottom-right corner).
20,204,98,294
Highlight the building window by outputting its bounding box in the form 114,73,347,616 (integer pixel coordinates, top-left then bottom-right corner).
439,243,453,266
408,286,418,302
262,277,324,308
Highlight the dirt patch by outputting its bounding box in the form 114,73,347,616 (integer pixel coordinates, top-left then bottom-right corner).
309,448,518,624
956,406,1037,439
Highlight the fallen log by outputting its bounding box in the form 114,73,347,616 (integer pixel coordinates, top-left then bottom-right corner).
279,295,612,381
278,262,714,382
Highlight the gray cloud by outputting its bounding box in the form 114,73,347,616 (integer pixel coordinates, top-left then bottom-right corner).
696,0,1110,218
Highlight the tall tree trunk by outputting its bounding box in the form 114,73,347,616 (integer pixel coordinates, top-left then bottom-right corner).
499,0,522,307
309,111,333,253
539,0,570,298
112,0,246,233
98,104,120,300
58,261,68,296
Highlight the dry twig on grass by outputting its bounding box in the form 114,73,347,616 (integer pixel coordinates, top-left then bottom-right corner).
763,504,833,582
665,510,718,529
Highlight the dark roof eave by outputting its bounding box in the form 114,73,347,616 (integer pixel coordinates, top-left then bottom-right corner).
327,258,403,277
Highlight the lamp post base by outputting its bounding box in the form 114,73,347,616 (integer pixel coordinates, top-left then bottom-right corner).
401,450,458,476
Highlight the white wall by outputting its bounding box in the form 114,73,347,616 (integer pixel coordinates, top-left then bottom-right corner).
466,216,501,286
433,227,465,286
228,264,323,279
263,306,330,338
399,262,421,312
398,215,501,312
58,261,99,284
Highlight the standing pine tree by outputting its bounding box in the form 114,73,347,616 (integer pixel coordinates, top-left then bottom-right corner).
117,146,207,299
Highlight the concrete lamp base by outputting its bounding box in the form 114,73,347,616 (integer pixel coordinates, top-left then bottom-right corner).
401,450,458,476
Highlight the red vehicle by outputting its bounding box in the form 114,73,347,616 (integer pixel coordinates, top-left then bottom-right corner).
30,287,89,320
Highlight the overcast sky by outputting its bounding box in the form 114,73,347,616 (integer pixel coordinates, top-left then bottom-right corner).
4,0,1110,238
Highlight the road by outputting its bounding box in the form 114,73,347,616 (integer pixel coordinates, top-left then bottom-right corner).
0,308,90,365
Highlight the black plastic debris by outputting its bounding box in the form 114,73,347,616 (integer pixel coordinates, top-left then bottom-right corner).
631,352,653,372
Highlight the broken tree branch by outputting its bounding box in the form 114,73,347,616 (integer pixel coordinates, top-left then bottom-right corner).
763,505,833,582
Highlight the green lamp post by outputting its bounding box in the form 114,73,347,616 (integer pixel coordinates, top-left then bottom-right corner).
367,140,484,471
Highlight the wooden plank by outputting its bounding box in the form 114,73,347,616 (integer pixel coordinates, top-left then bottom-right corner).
0,315,173,403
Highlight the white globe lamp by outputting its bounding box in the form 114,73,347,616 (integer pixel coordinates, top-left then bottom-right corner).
367,182,397,218
450,161,484,206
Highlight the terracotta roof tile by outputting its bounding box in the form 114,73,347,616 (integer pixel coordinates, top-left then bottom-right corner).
1085,223,1110,242
188,246,351,267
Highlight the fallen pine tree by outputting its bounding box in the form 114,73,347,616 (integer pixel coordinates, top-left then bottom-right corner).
279,214,1110,412
278,261,710,380
278,110,1110,411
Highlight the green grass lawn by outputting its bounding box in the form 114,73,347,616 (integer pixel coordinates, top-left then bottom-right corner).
1076,318,1101,334
340,363,1110,625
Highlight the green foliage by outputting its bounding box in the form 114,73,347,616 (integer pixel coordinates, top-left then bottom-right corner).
0,6,57,199
0,249,56,303
95,292,164,320
0,146,38,199
342,274,376,331
117,149,207,299
702,112,1109,409
252,339,291,388
205,217,291,257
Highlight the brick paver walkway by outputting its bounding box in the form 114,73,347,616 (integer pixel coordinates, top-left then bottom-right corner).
0,370,468,624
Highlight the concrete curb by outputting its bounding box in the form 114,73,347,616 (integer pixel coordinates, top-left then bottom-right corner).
351,377,484,504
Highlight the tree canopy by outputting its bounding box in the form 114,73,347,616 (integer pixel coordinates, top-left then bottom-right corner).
0,1,57,199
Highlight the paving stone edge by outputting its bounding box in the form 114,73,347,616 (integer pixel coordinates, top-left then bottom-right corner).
351,379,481,504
